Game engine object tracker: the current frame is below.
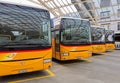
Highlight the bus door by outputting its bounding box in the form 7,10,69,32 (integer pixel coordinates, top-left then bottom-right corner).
55,31,60,59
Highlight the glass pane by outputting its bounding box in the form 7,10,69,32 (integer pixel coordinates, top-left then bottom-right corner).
60,18,91,45
91,27,105,43
0,3,51,46
100,0,111,7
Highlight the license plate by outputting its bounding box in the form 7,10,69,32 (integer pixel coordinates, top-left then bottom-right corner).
19,69,27,74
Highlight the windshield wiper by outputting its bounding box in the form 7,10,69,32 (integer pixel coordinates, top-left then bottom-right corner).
23,43,51,47
0,41,13,48
0,42,51,48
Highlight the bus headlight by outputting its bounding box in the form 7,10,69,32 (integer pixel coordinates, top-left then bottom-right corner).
43,59,52,63
62,52,69,56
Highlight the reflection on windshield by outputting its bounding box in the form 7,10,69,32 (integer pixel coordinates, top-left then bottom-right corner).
91,27,105,43
61,18,91,45
105,30,114,43
0,35,11,42
0,22,51,45
0,3,51,47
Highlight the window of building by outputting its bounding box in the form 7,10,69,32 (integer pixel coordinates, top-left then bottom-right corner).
100,0,111,7
117,0,120,4
118,22,120,30
101,24,110,30
100,11,110,19
117,9,120,17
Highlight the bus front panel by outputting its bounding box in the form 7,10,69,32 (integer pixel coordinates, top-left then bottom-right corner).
59,44,92,60
0,3,52,76
0,49,52,76
105,43,115,51
91,27,106,53
105,30,115,51
53,18,92,60
92,44,106,53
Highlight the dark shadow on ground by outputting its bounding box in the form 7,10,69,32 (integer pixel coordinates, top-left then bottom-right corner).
92,53,104,56
0,70,49,83
52,58,89,65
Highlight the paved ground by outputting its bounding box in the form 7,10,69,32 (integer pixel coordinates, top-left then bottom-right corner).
0,50,120,83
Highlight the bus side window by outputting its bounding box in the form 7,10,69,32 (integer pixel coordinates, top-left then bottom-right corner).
55,31,59,44
55,31,60,52
52,32,54,39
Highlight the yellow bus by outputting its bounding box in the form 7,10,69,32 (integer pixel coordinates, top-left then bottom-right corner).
52,17,92,61
91,26,106,53
105,30,115,51
0,2,52,76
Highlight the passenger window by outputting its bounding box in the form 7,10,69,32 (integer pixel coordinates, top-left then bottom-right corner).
55,31,59,44
55,31,60,52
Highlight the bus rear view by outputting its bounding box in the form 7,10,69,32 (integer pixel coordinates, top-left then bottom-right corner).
91,26,106,53
105,30,115,51
0,2,52,76
52,17,92,61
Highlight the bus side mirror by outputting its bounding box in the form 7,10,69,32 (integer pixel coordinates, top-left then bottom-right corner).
50,19,54,28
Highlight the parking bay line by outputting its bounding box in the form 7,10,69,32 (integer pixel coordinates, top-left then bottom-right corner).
8,69,55,83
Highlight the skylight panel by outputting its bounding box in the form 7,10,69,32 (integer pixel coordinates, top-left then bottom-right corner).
66,6,74,12
70,5,77,12
60,8,67,14
47,2,54,8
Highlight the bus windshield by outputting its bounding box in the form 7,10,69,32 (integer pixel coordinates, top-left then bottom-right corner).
0,3,51,49
91,27,105,44
60,18,91,45
105,30,114,43
115,33,120,42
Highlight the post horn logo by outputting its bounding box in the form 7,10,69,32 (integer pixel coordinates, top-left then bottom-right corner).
7,53,17,59
71,47,77,51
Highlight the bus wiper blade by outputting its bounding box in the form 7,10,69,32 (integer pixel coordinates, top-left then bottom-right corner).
0,42,13,48
24,43,51,47
0,42,51,48
13,43,50,47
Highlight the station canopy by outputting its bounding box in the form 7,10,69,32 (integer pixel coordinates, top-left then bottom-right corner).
28,0,120,25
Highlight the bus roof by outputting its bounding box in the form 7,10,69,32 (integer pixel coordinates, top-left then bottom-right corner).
105,30,114,32
61,17,89,21
91,25,100,28
54,17,89,26
91,26,105,30
0,1,48,11
51,28,59,32
54,17,89,22
115,31,120,34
